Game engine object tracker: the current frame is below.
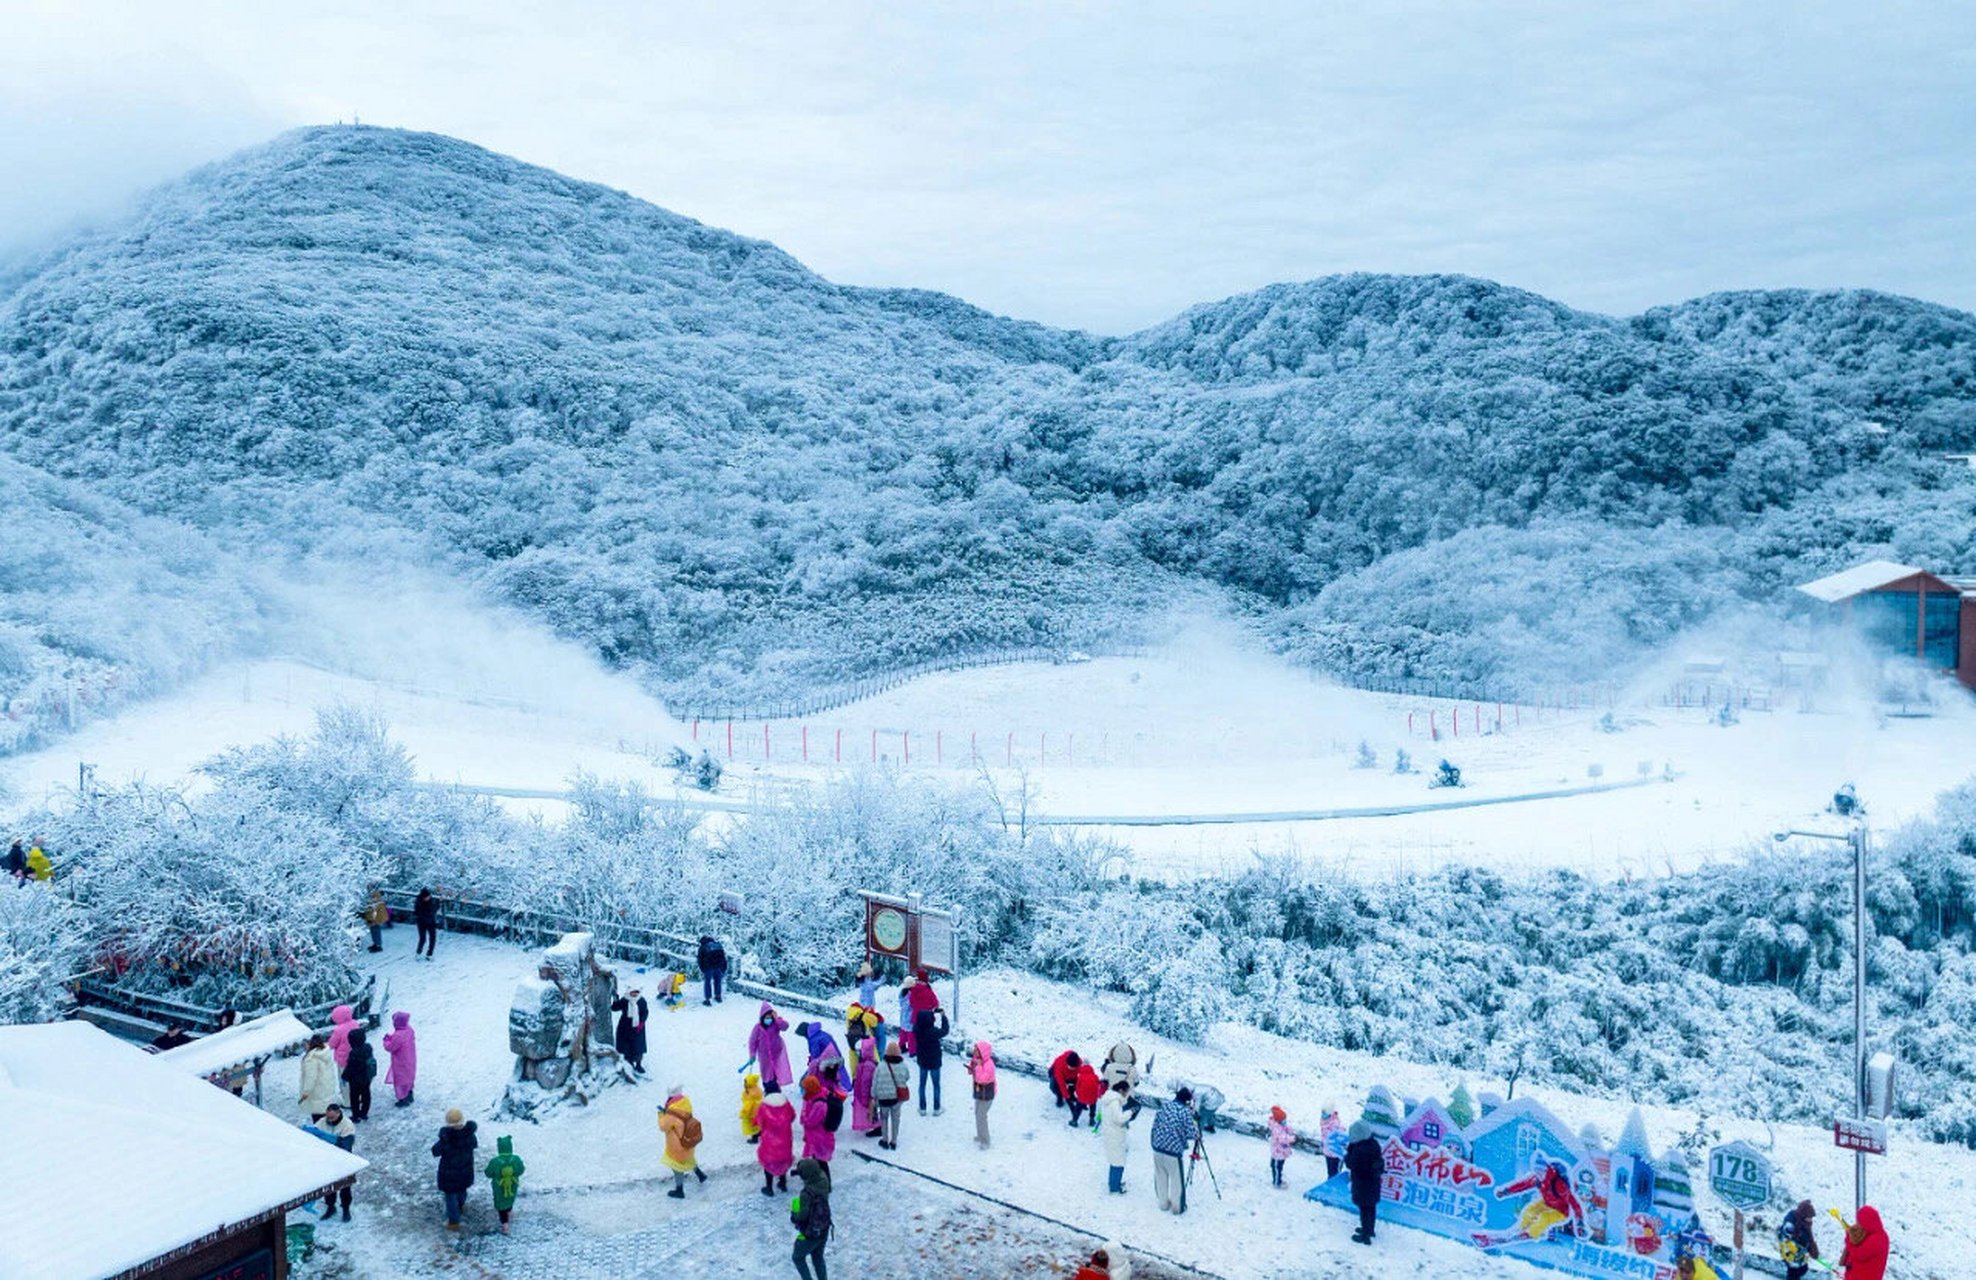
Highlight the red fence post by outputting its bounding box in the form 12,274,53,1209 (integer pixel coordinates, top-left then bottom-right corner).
1006,732,1013,766
692,718,699,742
727,720,734,760
1474,703,1481,733
1408,711,1415,736
764,723,771,761
836,728,842,763
1040,731,1047,763
1452,708,1458,739
802,725,809,763
871,729,878,763
903,732,910,766
971,731,978,763
1430,711,1438,741
936,730,942,766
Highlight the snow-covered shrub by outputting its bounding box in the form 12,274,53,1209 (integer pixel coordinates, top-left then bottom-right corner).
0,885,87,1023
1130,934,1230,1044
1353,740,1376,769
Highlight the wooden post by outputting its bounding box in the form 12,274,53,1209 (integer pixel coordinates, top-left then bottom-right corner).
1733,1208,1745,1280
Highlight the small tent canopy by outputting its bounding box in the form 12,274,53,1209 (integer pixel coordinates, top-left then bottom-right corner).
156,1009,313,1079
0,1021,365,1279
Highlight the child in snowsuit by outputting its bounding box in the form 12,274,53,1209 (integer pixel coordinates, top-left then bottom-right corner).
1267,1106,1295,1188
1319,1107,1346,1177
484,1135,525,1233
757,1083,797,1195
660,971,688,1011
1069,1060,1104,1129
658,1087,708,1198
1778,1200,1820,1280
382,1011,417,1107
741,1072,765,1144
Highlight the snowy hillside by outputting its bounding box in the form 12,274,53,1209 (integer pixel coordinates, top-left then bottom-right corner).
3,126,1975,711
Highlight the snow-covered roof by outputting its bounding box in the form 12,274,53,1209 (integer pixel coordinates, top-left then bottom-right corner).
1797,559,1925,603
0,1021,366,1280
156,1010,313,1078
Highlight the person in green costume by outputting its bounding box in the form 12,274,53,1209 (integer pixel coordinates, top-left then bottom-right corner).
483,1135,526,1234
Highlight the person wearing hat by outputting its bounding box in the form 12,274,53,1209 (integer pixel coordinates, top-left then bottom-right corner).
484,1135,526,1234
659,1085,707,1198
1344,1119,1385,1244
432,1108,479,1231
1149,1088,1200,1214
1266,1106,1295,1188
612,987,649,1076
313,1102,356,1221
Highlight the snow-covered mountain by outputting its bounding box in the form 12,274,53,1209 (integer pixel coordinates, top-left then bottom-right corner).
2,125,1973,710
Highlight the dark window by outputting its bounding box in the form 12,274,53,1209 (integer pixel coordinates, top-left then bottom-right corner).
1925,592,1960,669
1855,591,1918,657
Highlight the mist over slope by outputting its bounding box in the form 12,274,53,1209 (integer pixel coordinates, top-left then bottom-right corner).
2,125,1973,706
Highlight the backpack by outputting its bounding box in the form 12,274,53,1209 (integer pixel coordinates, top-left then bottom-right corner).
823,1094,845,1132
792,1192,832,1242
679,1113,704,1149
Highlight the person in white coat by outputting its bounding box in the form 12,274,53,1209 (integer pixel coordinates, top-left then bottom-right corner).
1099,1079,1134,1194
299,1034,341,1121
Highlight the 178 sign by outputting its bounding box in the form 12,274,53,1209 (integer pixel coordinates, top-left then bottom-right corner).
1707,1140,1773,1210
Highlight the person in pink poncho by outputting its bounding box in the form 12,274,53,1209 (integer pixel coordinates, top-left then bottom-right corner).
744,1002,794,1092
756,1082,797,1195
800,1075,837,1170
382,1010,418,1107
327,1004,359,1070
852,1035,878,1136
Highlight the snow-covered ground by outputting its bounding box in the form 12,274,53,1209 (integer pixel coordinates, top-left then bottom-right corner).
7,615,1971,882
250,928,1958,1279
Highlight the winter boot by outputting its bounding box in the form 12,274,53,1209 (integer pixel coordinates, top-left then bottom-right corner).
762,1172,775,1196
341,1206,351,1222
666,1187,685,1199
694,1168,708,1184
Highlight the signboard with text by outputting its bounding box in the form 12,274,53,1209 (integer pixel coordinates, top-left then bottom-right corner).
1707,1141,1772,1211
1832,1118,1887,1155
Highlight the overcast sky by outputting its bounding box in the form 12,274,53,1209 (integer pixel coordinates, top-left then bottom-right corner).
4,1,1973,333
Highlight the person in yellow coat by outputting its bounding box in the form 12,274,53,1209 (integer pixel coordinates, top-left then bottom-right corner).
658,1086,708,1199
1676,1256,1722,1280
25,841,52,882
740,1072,765,1145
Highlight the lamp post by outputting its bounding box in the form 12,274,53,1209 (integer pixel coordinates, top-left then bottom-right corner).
1775,788,1870,1213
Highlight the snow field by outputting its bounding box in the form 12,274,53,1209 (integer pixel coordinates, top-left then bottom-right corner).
264,929,1959,1279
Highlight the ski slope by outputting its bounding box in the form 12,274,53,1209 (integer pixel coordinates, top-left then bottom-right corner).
5,615,1971,882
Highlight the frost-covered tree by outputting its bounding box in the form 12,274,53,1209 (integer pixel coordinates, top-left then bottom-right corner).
0,885,88,1023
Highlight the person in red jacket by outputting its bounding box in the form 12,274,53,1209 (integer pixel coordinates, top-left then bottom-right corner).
1069,1061,1106,1129
1049,1050,1083,1109
1838,1205,1889,1280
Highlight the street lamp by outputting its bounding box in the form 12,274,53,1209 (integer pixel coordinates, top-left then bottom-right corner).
1773,785,1871,1213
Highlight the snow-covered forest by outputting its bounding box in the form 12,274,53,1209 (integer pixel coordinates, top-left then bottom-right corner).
13,709,1975,1154
2,126,1974,717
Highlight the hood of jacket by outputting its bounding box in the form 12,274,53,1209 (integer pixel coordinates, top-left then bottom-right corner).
347,1027,367,1049
496,1135,514,1155
331,1004,354,1024
1347,1120,1372,1142
1855,1206,1884,1237
391,1011,411,1031
795,1157,832,1196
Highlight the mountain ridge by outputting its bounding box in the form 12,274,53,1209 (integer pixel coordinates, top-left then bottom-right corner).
2,124,1972,707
